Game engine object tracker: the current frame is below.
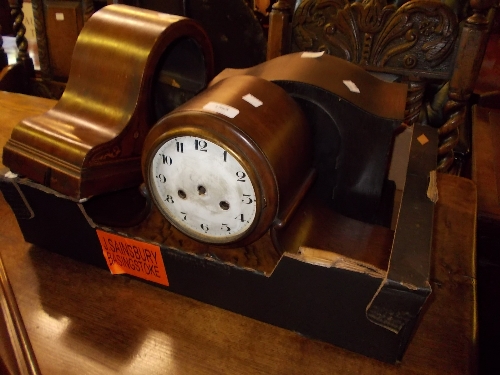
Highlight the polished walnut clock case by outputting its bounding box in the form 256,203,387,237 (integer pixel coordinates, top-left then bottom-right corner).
142,74,315,246
2,5,214,199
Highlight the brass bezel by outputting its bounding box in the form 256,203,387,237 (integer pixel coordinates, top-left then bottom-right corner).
143,113,279,247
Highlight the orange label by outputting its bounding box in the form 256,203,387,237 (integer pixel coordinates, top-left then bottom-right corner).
96,229,169,286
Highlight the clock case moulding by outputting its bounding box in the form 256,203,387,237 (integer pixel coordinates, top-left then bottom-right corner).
0,6,437,364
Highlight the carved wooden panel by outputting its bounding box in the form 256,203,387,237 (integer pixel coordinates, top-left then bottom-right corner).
292,0,459,80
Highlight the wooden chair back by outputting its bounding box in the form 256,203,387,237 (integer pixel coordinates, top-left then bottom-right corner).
267,0,497,172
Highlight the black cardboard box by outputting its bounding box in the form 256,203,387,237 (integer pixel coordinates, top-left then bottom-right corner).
0,124,437,363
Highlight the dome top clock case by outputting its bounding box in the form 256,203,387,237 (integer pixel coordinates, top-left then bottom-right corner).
142,52,408,253
142,74,315,247
3,5,214,200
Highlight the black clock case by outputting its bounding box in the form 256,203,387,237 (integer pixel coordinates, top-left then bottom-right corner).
0,124,437,364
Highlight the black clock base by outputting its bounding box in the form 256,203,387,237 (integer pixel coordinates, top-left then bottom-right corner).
0,126,437,364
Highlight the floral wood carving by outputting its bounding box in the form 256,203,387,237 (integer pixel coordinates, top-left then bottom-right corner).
293,0,459,79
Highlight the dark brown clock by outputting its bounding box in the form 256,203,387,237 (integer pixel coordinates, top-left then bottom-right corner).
142,74,315,246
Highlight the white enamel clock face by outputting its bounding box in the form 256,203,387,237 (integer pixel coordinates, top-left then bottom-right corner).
150,135,258,244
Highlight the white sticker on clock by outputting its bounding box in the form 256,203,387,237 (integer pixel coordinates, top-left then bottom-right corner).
242,94,263,107
301,51,325,58
56,13,64,21
343,80,360,93
203,102,239,118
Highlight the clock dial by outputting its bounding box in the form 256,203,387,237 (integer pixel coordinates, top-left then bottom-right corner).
142,74,314,247
150,135,257,243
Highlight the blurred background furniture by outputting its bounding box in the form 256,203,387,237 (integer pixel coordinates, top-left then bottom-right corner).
22,0,268,98
472,12,500,373
472,94,500,375
0,0,35,94
267,0,497,174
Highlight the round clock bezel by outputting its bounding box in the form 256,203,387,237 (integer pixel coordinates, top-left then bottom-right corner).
143,118,279,246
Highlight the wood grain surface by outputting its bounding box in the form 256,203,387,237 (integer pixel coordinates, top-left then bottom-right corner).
0,91,478,374
473,105,500,230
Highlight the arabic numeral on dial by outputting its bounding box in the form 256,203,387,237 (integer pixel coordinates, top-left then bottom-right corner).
235,214,247,223
181,212,187,221
156,174,167,183
242,194,254,204
221,223,231,233
200,224,209,232
223,150,227,162
176,142,184,153
195,139,208,152
164,195,174,203
159,154,172,165
236,171,246,182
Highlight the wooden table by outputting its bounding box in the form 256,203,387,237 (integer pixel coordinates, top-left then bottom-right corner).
472,104,500,236
0,91,478,374
471,94,500,375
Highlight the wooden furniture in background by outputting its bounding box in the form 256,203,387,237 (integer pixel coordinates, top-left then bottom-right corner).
28,0,109,97
0,251,41,375
472,103,500,374
0,0,35,94
0,0,14,35
471,30,500,373
38,0,84,79
0,89,481,375
473,99,500,239
31,0,268,97
267,0,496,173
472,14,500,243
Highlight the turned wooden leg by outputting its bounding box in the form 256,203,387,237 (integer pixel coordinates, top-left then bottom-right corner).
267,0,294,60
439,0,496,173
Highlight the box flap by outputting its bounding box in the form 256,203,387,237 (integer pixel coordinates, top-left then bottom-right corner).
367,124,437,333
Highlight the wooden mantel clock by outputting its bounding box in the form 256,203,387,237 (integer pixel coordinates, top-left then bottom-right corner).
2,5,407,258
142,74,315,246
140,52,407,248
2,5,214,199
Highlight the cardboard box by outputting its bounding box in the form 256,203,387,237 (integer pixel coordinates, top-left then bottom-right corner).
0,123,437,363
